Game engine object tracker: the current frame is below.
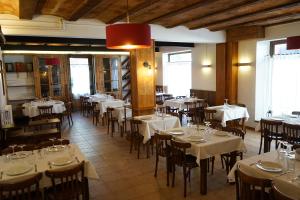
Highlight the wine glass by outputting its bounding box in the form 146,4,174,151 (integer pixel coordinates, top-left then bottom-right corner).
9,144,17,155
224,99,228,106
19,144,26,151
57,138,65,145
49,138,56,148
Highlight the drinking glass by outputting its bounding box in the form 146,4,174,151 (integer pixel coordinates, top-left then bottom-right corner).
19,144,26,151
224,99,228,106
9,144,17,155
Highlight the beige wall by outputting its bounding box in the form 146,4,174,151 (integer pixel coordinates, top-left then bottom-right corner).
192,44,216,91
155,52,163,86
238,21,300,128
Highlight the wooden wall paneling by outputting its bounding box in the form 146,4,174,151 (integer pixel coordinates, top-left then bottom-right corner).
94,55,104,93
225,42,238,104
226,26,265,42
190,89,216,106
130,41,156,116
216,43,226,105
32,55,41,98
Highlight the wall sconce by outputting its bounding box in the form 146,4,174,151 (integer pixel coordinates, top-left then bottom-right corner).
235,62,252,67
143,61,151,69
202,64,211,68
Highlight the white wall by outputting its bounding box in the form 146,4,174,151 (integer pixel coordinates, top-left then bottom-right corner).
238,21,300,128
155,52,163,85
191,44,216,91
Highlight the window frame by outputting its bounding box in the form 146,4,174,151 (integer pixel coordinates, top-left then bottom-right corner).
269,39,286,57
167,51,192,63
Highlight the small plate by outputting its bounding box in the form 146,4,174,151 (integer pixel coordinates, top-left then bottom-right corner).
51,156,73,166
6,164,32,176
256,161,282,172
47,145,66,152
187,136,206,142
169,130,184,135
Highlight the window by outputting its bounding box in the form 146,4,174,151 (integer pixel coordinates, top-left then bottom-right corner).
163,51,192,97
168,51,192,62
256,40,300,119
70,58,91,99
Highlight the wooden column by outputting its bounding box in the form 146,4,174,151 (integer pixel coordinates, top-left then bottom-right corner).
216,43,226,105
130,41,156,116
225,42,238,104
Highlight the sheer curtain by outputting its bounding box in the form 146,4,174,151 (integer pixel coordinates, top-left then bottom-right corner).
256,54,300,119
271,54,300,115
163,61,191,97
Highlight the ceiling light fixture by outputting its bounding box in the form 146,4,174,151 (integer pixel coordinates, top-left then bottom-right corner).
106,0,151,49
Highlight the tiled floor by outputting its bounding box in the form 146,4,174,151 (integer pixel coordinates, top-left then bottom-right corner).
62,113,261,200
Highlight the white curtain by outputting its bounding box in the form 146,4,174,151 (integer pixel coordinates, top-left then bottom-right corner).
163,61,191,97
271,54,300,115
70,58,90,99
256,54,300,119
255,55,273,120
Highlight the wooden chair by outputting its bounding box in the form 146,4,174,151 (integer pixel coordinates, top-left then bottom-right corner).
271,183,294,200
37,105,53,119
204,108,222,129
82,97,90,117
176,96,186,99
170,140,198,197
154,133,172,186
291,111,300,116
129,119,144,159
120,105,130,137
235,167,272,200
106,107,119,137
221,127,246,174
0,173,43,200
282,122,300,145
79,96,84,115
91,102,100,126
259,119,283,154
45,161,88,200
63,101,73,126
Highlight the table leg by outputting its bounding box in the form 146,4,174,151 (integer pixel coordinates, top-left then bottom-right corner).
84,177,89,200
200,158,208,195
229,151,237,170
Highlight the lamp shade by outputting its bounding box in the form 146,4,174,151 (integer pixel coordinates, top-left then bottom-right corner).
106,23,151,49
287,36,300,50
45,58,60,65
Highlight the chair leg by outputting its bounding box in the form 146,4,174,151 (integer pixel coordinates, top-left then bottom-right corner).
130,134,133,153
154,155,159,177
211,156,215,175
166,158,170,186
172,164,175,187
137,137,141,159
107,120,110,135
183,166,187,197
259,136,263,154
146,142,150,158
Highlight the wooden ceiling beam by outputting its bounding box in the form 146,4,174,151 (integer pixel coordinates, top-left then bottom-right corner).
187,0,297,29
166,0,256,28
244,13,300,26
206,2,300,31
146,0,217,24
107,0,161,24
68,0,105,21
19,0,39,19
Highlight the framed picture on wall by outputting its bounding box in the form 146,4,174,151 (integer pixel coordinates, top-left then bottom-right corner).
5,63,14,72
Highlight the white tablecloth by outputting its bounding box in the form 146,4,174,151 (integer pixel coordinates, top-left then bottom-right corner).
134,115,181,144
228,151,300,199
90,99,125,116
112,107,132,123
0,144,99,187
255,116,300,132
163,98,201,110
162,126,246,164
22,100,66,118
207,105,249,127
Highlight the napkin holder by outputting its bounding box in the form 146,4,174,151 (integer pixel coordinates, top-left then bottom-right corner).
296,148,300,161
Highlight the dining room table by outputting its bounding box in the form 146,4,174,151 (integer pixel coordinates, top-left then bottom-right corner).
89,95,125,116
22,100,66,118
255,114,300,131
162,125,246,195
0,143,99,196
134,114,181,144
228,150,300,199
206,104,250,127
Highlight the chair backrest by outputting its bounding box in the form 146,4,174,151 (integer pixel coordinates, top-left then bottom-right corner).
184,101,196,111
222,127,246,140
272,183,294,200
176,96,186,99
235,167,271,200
91,102,98,110
38,139,70,149
260,119,282,137
282,122,300,145
291,111,300,116
204,108,216,121
45,161,85,199
130,119,142,135
154,133,172,157
65,101,73,114
156,106,167,113
106,107,115,120
38,105,53,117
0,173,42,200
235,103,246,107
170,140,191,166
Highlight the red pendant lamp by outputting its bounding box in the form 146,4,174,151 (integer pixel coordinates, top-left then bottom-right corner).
106,0,151,49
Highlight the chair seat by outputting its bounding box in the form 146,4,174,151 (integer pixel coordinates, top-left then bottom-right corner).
184,154,198,168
